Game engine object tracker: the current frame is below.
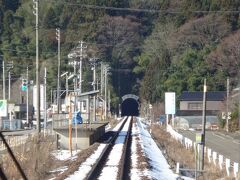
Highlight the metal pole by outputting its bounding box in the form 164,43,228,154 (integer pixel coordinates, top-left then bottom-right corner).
78,40,85,94
226,78,229,132
2,60,5,100
104,68,107,119
44,67,47,131
93,63,96,122
50,89,53,104
8,71,10,101
56,28,61,114
73,60,78,150
201,78,207,171
26,66,29,126
100,62,103,95
69,94,72,156
239,87,240,130
108,89,110,117
33,0,40,133
66,74,68,96
195,143,197,180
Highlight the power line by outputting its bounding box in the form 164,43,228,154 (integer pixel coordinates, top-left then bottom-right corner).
43,0,240,14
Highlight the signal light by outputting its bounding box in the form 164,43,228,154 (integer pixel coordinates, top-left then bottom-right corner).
21,79,28,91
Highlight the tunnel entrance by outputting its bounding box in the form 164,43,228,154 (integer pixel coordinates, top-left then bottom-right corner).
121,94,139,116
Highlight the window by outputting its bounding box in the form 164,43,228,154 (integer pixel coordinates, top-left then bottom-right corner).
82,100,86,111
188,103,202,110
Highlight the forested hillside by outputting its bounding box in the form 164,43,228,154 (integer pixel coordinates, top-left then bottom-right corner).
0,0,240,112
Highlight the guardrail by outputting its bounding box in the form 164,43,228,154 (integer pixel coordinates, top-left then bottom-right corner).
166,125,240,178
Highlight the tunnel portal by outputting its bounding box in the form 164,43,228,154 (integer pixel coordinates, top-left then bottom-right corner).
121,94,139,116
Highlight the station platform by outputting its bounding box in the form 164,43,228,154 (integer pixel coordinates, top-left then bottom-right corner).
53,122,108,150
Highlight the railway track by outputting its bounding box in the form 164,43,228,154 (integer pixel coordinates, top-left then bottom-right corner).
86,116,133,180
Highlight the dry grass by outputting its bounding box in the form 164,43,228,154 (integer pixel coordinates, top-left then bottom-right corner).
151,124,236,179
1,133,58,180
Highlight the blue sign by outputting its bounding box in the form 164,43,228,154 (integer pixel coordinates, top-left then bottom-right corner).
159,115,166,123
72,111,83,125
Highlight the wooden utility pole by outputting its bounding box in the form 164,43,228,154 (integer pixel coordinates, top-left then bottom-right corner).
226,78,229,132
200,78,207,171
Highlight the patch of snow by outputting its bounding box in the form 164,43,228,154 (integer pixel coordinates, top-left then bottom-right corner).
65,144,106,180
130,121,151,180
137,117,194,180
49,166,68,173
52,150,80,161
98,116,131,180
116,117,122,121
105,124,111,131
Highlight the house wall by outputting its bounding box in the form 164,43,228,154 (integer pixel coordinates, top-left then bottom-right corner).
180,101,223,111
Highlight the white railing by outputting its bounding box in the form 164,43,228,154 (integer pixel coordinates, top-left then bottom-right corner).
166,124,239,178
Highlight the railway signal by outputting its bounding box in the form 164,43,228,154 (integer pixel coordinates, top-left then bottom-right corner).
21,79,28,91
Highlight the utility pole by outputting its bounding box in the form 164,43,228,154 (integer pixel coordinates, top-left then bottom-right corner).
44,67,47,131
33,0,40,133
69,94,73,156
108,89,110,117
100,62,103,95
200,78,207,171
7,61,13,101
26,66,29,126
104,65,108,119
226,78,229,132
2,59,5,100
50,89,53,105
93,61,96,122
90,57,98,122
8,71,11,101
79,41,83,94
73,59,78,150
77,40,87,94
56,28,61,114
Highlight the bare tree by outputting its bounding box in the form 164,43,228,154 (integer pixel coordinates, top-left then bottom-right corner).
169,15,231,53
96,15,141,66
207,30,240,85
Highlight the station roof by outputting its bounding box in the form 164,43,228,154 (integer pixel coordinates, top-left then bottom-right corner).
179,91,226,101
70,90,99,97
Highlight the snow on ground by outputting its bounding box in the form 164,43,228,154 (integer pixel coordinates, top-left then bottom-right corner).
51,116,193,180
98,116,131,180
49,166,68,174
112,116,128,131
54,116,128,180
130,121,151,179
65,143,107,180
52,150,80,161
137,117,193,180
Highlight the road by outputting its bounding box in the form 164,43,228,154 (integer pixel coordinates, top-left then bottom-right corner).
177,129,240,163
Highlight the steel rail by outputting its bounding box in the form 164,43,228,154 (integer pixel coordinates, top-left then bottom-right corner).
118,116,133,180
86,116,131,180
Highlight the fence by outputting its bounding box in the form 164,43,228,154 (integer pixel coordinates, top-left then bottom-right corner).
166,125,240,178
0,120,22,130
0,130,55,152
